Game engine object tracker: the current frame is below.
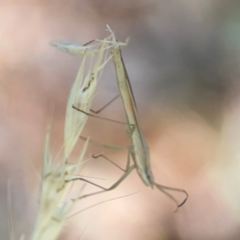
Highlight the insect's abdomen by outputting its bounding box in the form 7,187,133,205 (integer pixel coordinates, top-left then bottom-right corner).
131,130,154,188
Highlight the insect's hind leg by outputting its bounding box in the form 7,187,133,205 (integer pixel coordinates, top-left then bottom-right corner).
79,121,135,174
154,183,188,209
92,144,132,172
72,104,137,200
73,105,127,126
70,149,135,201
73,104,136,137
80,134,132,174
75,103,136,174
92,153,125,172
90,95,120,114
79,135,130,174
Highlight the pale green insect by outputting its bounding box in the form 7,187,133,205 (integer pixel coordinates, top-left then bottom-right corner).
73,27,188,208
106,27,188,208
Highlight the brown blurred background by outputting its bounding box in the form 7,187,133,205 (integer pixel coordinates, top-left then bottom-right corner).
1,0,240,239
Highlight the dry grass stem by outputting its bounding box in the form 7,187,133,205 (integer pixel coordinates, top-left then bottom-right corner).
29,33,114,240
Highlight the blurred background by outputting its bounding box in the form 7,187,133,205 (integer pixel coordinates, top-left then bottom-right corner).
1,0,240,239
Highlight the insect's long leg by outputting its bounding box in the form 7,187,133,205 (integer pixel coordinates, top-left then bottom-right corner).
80,135,127,150
74,101,136,172
73,105,128,126
92,153,126,172
73,165,134,200
72,93,138,202
79,135,132,173
154,183,189,209
92,143,132,174
69,150,135,201
73,119,137,201
73,105,136,140
78,116,134,177
90,94,120,114
79,122,136,173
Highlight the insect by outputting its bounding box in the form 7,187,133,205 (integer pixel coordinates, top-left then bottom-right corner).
108,28,188,207
73,27,188,208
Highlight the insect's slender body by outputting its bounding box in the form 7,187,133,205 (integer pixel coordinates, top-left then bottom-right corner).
111,48,154,187
107,29,188,207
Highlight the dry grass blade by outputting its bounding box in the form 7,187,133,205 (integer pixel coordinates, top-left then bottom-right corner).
51,40,111,159
50,41,99,55
30,124,89,240
29,35,113,240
